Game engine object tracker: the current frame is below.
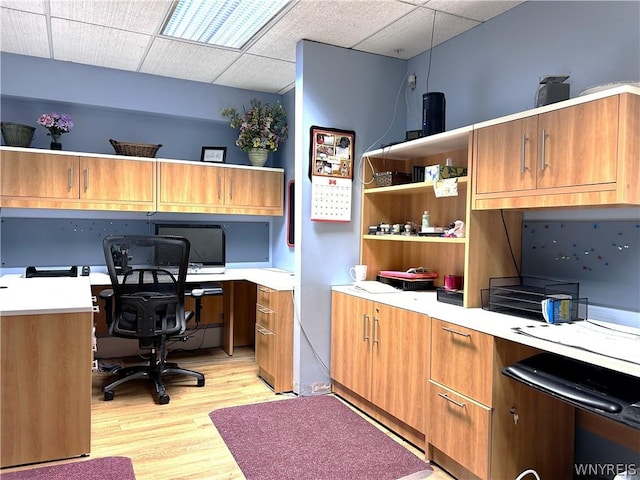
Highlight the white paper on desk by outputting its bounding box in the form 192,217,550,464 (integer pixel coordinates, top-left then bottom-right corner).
352,281,398,294
433,178,458,197
516,322,640,364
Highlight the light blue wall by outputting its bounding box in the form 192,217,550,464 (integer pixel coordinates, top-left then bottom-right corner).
405,0,640,130
293,40,406,394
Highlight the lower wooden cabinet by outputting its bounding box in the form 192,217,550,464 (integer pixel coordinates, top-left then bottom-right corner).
330,291,429,446
1,311,92,467
428,382,491,479
427,318,575,480
254,284,293,393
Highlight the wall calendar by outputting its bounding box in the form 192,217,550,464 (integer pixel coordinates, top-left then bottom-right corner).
309,126,355,222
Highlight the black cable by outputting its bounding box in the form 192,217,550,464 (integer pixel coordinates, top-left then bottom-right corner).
501,209,521,277
425,10,437,93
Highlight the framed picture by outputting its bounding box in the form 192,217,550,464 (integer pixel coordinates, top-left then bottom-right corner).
308,126,355,180
201,146,227,163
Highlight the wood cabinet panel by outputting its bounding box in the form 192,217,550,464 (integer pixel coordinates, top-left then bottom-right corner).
80,157,155,206
331,291,428,436
1,150,78,200
371,303,428,432
428,381,491,480
157,161,225,210
157,161,284,215
225,168,282,211
536,96,618,189
430,318,494,406
473,93,639,209
255,285,293,393
1,312,92,467
474,116,538,194
330,291,372,400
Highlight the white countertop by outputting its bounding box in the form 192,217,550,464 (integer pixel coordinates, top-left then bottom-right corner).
333,285,640,378
0,275,94,316
88,267,295,291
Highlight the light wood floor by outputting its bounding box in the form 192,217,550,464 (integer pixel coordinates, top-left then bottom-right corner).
3,346,454,480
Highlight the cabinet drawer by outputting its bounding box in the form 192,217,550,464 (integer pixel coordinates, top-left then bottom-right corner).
431,318,494,406
429,381,491,479
256,304,277,333
256,285,275,309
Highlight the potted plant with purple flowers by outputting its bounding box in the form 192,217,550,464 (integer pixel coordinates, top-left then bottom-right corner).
221,99,288,166
37,112,73,150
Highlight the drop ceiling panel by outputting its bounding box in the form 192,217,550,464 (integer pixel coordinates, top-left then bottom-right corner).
51,18,150,70
424,0,523,22
247,0,417,63
215,54,295,94
141,38,241,83
49,0,172,35
0,0,528,94
0,9,49,57
354,7,479,59
0,0,43,13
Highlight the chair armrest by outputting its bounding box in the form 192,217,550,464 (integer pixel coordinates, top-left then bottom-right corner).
99,289,114,300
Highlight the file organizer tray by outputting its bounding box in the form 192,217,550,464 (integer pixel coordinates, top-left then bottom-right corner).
481,276,586,322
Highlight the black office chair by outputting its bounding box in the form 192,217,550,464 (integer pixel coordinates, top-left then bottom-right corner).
100,234,205,404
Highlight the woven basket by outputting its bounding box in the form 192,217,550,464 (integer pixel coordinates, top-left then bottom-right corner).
373,171,412,187
1,122,36,147
109,139,162,158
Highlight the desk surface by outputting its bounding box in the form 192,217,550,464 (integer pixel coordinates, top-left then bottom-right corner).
89,267,295,291
0,276,93,316
0,268,294,317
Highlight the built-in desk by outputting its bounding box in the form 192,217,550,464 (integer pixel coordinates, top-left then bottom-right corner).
0,276,94,468
89,268,294,356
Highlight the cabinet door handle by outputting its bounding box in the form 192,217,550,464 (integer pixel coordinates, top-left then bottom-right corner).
68,164,74,190
229,177,233,200
256,325,273,336
372,316,379,345
540,128,548,171
520,133,529,173
438,392,466,408
84,167,89,191
441,326,470,337
362,314,369,341
217,176,221,199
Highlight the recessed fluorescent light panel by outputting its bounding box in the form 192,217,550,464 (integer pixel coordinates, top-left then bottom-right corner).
162,0,289,49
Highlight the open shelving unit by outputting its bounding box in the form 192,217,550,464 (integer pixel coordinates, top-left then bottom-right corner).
359,126,522,307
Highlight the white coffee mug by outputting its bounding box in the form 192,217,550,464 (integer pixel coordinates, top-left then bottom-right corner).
350,264,367,282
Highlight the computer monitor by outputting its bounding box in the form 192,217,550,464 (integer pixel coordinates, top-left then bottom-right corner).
155,224,226,274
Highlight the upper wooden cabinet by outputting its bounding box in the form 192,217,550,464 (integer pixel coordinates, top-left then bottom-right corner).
0,148,284,216
472,92,640,209
157,160,284,215
0,149,155,211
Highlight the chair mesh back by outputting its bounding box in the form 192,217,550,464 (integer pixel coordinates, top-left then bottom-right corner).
103,235,190,338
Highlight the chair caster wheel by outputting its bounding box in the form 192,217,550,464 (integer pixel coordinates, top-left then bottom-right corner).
158,394,170,405
104,390,115,401
197,378,205,387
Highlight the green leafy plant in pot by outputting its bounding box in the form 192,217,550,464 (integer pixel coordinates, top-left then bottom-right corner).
221,99,288,166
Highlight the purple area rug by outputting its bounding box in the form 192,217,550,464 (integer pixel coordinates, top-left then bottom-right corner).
0,456,134,480
209,395,431,480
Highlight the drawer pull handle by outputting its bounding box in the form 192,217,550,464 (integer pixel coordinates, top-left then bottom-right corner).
362,314,369,341
520,133,529,173
441,326,470,337
372,317,379,345
438,392,466,408
256,325,274,336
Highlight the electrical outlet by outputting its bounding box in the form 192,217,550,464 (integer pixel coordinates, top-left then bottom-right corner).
408,74,417,90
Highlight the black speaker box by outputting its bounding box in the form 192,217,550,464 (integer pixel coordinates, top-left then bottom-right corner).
422,92,446,137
